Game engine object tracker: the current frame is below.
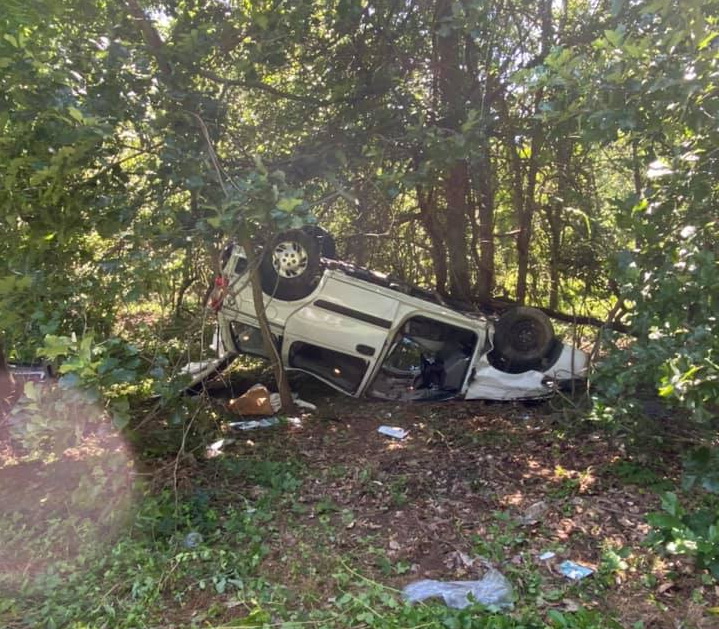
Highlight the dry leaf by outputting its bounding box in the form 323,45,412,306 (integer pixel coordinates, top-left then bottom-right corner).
562,599,580,612
519,500,548,525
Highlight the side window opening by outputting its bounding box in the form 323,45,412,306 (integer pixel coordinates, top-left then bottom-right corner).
229,322,272,358
369,316,477,401
289,342,368,394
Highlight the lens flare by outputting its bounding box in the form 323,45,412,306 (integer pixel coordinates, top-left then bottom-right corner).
0,388,136,594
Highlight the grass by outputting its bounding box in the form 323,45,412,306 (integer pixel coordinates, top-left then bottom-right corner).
1,389,717,628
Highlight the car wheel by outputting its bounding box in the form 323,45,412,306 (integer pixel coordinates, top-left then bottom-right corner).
301,224,337,259
260,229,321,300
491,306,555,372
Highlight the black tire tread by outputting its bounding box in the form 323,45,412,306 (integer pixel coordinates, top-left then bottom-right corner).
490,306,555,373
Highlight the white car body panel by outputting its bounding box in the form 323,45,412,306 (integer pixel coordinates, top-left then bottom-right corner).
465,345,588,401
206,244,589,401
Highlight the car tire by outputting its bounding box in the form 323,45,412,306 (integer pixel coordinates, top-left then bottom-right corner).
491,306,555,373
260,229,321,300
302,224,337,259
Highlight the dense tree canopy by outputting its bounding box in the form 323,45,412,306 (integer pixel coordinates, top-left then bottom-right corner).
1,0,717,419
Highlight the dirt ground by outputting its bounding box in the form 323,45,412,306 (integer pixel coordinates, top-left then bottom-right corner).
200,378,718,628
2,375,717,627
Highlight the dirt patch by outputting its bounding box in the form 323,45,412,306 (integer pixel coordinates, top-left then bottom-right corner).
209,390,717,627
3,373,716,627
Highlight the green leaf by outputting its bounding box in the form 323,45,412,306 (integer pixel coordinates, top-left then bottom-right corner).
604,29,624,48
79,334,94,362
41,335,74,360
67,107,85,123
660,492,681,517
58,373,82,389
111,397,130,430
276,197,303,213
647,512,682,530
185,175,204,189
23,380,40,402
112,410,130,430
547,609,569,627
698,32,718,50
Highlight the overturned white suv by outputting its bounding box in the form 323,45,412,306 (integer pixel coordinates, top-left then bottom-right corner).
198,227,588,401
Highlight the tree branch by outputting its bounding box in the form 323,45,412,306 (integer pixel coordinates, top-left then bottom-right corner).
198,69,368,107
124,0,172,78
487,297,632,334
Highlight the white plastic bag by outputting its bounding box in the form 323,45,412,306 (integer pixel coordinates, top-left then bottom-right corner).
402,568,514,610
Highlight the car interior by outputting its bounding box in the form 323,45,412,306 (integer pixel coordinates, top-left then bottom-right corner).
368,316,478,401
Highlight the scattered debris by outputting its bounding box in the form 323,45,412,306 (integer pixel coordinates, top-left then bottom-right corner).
444,550,479,571
227,384,317,416
558,560,594,580
403,568,514,610
377,425,409,439
183,532,203,548
561,598,581,612
519,500,549,525
8,363,51,382
205,438,236,458
180,361,216,376
228,384,280,416
538,551,556,561
294,397,317,412
229,417,281,431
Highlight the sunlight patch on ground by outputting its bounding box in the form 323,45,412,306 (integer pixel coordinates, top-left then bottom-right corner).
0,395,136,594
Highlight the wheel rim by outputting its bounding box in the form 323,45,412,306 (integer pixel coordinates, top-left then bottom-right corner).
511,320,541,352
272,240,309,278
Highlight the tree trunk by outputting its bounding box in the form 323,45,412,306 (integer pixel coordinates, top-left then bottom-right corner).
547,137,573,310
434,0,472,302
417,184,448,295
0,339,16,417
474,147,495,305
515,219,531,304
500,90,544,305
444,162,472,301
238,232,296,414
125,0,172,77
546,203,562,311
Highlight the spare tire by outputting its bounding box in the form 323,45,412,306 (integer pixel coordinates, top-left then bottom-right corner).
260,229,321,301
491,306,555,373
301,224,337,259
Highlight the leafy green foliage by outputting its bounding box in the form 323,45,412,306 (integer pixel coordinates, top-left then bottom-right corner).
683,447,719,494
647,492,719,580
538,0,719,422
647,447,719,581
0,450,305,628
4,2,719,627
9,333,161,456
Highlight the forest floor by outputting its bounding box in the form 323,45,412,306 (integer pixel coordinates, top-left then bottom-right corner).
1,370,717,628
